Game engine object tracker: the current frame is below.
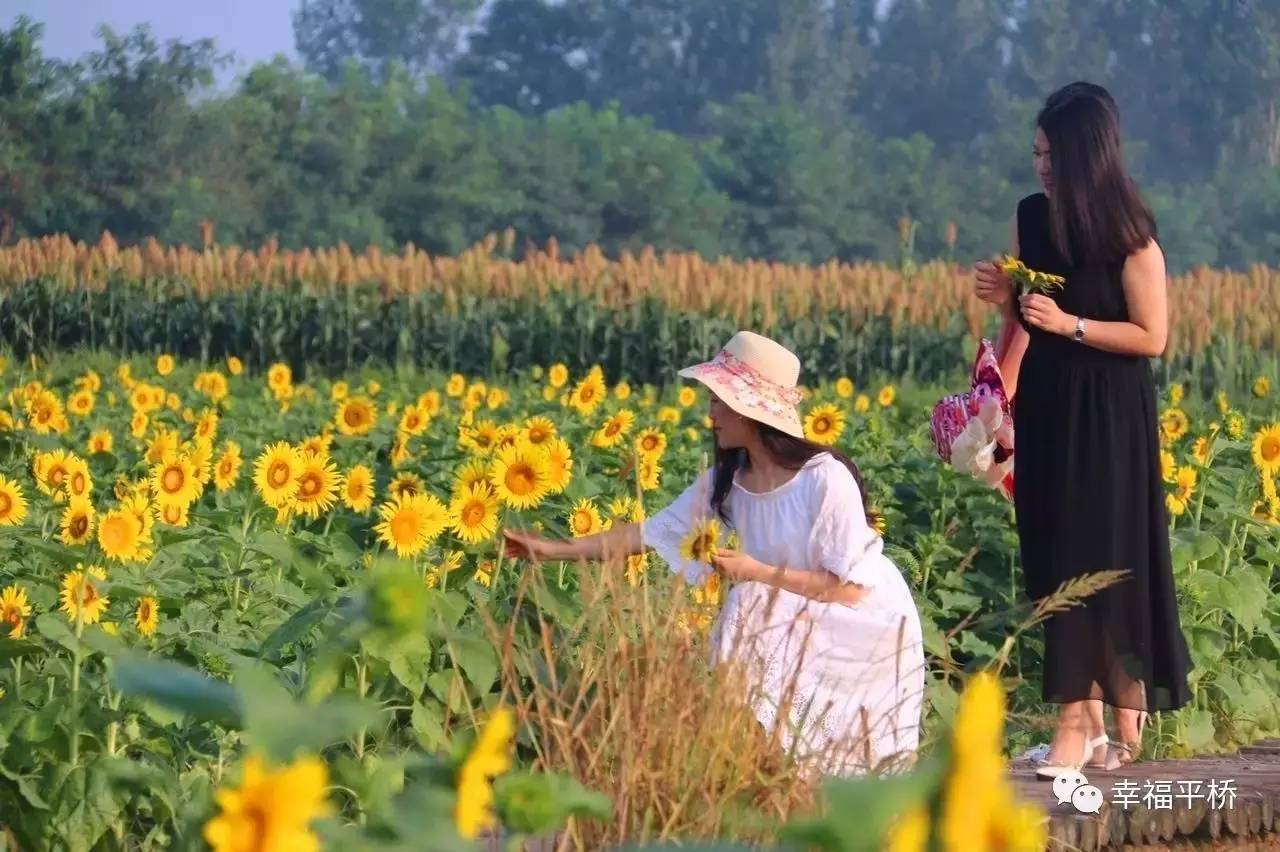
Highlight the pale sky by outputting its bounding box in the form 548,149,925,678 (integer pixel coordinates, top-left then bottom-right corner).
4,0,301,85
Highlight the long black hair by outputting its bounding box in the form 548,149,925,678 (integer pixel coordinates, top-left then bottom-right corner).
1037,81,1157,266
708,423,879,528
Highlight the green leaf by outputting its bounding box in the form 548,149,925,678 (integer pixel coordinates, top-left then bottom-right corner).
234,665,382,761
0,762,49,809
388,644,432,698
0,638,42,661
411,701,447,752
34,613,80,653
112,653,243,727
248,530,296,568
1180,708,1217,753
259,597,333,662
448,633,498,695
495,771,613,836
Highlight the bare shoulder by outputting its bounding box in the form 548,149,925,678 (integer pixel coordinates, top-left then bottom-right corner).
1123,238,1166,280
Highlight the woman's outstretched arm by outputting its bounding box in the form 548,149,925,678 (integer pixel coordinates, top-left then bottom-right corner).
503,522,644,564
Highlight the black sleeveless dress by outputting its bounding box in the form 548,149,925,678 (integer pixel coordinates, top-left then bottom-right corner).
1013,193,1192,713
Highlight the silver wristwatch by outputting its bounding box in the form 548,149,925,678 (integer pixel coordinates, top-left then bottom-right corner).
1073,316,1086,342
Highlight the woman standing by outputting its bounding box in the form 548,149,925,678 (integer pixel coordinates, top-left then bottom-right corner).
503,331,926,777
973,81,1192,777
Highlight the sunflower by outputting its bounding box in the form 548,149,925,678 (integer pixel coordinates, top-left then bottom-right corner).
88,430,114,455
77,369,102,393
1168,383,1184,406
397,404,429,437
877,385,896,408
446,373,467,397
473,560,495,587
658,406,680,424
676,386,696,409
33,449,73,499
267,362,292,393
151,454,202,508
97,507,144,561
342,465,374,512
1226,411,1246,441
491,441,551,510
417,390,442,417
155,501,190,528
486,387,507,410
226,355,244,375
592,410,635,448
548,364,569,389
543,437,574,493
522,416,557,446
193,409,219,444
1166,466,1197,516
854,393,871,413
625,553,647,586
293,453,341,519
541,385,557,402
214,443,243,492
614,380,632,400
835,377,855,399
634,427,667,458
194,370,229,403
454,458,492,494
449,482,500,544
638,455,661,491
374,492,449,558
130,411,149,438
1254,376,1271,398
1192,435,1212,466
146,428,181,466
155,353,175,376
253,442,303,509
59,497,96,546
610,496,637,519
463,419,502,456
493,424,521,453
65,456,93,500
465,382,488,411
1160,408,1190,443
0,585,31,639
335,396,377,436
1215,390,1230,414
25,389,65,434
1160,450,1176,483
569,370,608,415
567,498,606,537
680,518,722,564
1253,424,1280,476
388,472,424,498
60,564,109,625
0,475,28,526
135,596,160,637
68,389,94,417
202,753,331,852
804,403,847,446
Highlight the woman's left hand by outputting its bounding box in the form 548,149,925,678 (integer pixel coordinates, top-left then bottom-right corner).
712,548,765,582
1019,293,1074,336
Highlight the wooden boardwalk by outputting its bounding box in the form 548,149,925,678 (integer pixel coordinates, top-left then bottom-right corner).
1010,738,1280,850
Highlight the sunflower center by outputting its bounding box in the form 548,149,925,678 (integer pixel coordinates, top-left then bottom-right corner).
390,509,421,543
70,515,89,538
268,461,292,488
164,505,183,524
605,421,621,437
35,407,52,424
1264,438,1280,463
3,610,20,630
506,464,535,495
0,493,10,515
344,407,365,427
815,416,831,432
299,472,322,498
642,437,658,451
163,468,185,493
140,601,153,621
464,503,486,526
219,460,233,477
573,513,592,534
49,467,67,487
78,582,98,607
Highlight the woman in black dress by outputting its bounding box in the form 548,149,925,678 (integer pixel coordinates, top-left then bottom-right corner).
973,81,1192,777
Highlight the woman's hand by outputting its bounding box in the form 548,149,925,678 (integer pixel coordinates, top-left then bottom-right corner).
973,261,1014,307
712,548,765,582
502,529,567,563
1019,293,1074,336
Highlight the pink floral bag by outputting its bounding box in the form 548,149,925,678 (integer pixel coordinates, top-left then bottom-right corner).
930,339,1015,500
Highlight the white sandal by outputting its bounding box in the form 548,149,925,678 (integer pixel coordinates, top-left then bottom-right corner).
1034,733,1109,780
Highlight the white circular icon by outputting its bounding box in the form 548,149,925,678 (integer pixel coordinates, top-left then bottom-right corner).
1052,769,1089,806
1071,784,1105,814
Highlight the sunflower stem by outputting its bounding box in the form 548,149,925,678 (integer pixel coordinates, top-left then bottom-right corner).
69,608,85,767
355,653,368,761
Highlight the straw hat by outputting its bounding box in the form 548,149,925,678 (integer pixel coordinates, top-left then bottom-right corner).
678,331,805,439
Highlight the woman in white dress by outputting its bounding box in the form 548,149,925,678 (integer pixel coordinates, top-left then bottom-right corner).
503,331,926,777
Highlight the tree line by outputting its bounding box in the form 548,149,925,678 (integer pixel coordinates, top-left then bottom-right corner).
2,1,1279,272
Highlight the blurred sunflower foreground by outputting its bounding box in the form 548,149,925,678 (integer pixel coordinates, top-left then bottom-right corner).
781,670,1047,852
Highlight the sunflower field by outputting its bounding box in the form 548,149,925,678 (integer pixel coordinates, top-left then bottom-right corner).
0,239,1278,849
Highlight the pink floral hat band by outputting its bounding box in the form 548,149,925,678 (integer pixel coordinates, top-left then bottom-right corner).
682,349,804,423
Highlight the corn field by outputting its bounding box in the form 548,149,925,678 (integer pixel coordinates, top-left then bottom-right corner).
0,233,1277,391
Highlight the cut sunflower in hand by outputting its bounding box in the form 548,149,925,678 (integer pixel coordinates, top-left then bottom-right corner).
998,254,1065,295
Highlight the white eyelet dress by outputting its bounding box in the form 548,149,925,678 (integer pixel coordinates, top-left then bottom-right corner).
641,451,926,777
